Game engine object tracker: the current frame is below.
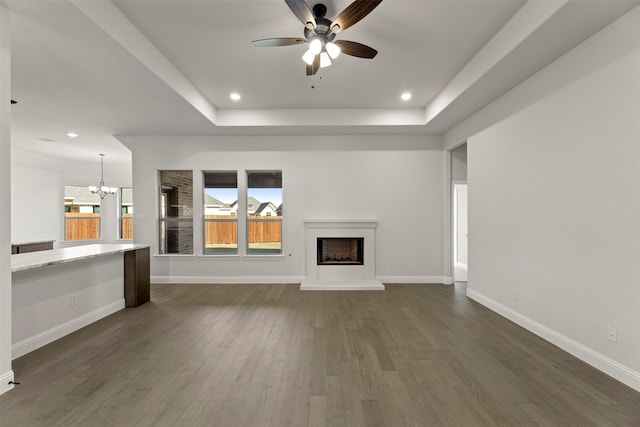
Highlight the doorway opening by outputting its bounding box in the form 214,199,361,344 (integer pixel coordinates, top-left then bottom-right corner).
453,182,468,282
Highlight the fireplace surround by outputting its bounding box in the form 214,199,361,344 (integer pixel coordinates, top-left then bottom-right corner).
301,220,384,291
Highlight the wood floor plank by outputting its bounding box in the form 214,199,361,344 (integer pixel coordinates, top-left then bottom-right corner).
1,283,639,427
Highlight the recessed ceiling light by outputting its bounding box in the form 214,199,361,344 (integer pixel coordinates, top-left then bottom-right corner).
67,132,79,138
230,93,241,101
401,92,412,101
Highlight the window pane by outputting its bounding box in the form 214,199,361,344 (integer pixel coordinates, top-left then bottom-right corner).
204,171,238,255
64,185,101,241
247,219,282,254
247,171,282,255
160,220,194,255
160,171,193,218
159,171,193,254
120,187,133,240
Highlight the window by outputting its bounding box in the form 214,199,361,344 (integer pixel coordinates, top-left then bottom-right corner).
203,171,238,255
159,171,193,254
247,171,282,255
119,187,133,240
64,185,101,241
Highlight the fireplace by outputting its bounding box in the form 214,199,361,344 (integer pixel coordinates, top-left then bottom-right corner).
301,220,384,291
317,238,364,265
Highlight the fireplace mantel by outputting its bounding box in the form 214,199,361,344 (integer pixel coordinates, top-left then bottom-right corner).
301,220,384,291
303,220,378,229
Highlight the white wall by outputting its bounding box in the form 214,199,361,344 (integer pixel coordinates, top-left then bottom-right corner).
0,4,15,395
450,143,467,181
121,134,447,283
465,6,640,390
10,161,62,244
11,150,129,247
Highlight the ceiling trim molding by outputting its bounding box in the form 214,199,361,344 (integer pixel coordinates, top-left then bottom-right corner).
424,0,568,127
70,0,217,125
216,108,427,127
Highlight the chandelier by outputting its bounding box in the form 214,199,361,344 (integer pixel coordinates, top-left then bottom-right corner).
89,153,117,199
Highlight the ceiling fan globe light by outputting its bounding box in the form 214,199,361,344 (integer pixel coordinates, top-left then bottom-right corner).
309,38,322,55
326,42,340,59
302,49,316,65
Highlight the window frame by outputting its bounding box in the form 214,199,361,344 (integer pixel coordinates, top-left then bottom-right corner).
246,170,283,256
158,170,194,255
118,187,133,240
63,185,102,242
202,171,239,256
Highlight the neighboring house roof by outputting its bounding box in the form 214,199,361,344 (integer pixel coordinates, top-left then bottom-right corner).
254,202,276,215
276,204,283,213
204,194,224,206
64,186,101,205
230,197,262,211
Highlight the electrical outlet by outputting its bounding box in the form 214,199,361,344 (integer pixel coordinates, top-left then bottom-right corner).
607,326,617,343
512,288,519,301
70,295,78,307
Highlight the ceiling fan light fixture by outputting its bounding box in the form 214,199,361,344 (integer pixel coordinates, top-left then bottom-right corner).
302,49,316,65
309,38,322,55
320,51,332,68
326,42,341,59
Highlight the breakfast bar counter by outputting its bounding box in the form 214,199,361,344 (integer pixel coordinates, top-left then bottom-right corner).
11,243,151,359
11,243,149,272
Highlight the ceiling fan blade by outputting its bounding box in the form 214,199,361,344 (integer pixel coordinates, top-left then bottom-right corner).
334,40,378,58
252,37,306,47
306,54,320,76
285,0,316,29
330,0,382,33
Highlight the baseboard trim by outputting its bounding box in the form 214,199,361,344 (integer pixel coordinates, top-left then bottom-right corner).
152,276,305,284
0,370,15,396
152,275,452,285
12,299,125,360
377,275,451,284
467,288,640,392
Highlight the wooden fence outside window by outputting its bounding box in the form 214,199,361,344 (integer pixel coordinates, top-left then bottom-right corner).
205,215,281,245
64,212,100,241
65,213,280,244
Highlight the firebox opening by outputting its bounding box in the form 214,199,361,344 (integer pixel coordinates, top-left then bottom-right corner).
317,237,364,266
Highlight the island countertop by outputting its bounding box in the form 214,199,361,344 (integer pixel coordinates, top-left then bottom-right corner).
11,243,151,273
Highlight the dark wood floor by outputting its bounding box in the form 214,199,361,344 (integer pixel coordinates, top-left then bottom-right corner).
1,284,639,426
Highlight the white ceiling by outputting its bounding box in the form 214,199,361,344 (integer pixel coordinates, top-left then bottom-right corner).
5,0,639,170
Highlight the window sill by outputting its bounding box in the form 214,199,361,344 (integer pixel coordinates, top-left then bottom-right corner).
154,254,286,260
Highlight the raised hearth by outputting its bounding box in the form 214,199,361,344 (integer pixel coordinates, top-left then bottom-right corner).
301,220,384,291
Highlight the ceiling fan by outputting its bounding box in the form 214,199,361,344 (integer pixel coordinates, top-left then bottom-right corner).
252,0,382,76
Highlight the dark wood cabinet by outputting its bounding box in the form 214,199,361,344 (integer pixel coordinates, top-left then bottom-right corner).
11,241,54,254
124,247,150,308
